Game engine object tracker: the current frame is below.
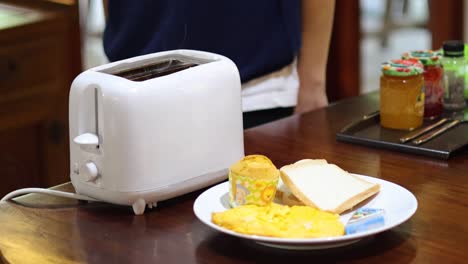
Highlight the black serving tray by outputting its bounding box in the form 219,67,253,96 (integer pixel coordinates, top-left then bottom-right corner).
336,110,468,159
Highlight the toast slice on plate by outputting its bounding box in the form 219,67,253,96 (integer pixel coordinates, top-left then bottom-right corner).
276,159,327,200
279,160,380,214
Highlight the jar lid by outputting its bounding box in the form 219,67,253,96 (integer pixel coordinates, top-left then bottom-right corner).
402,50,442,66
443,40,464,57
381,59,424,76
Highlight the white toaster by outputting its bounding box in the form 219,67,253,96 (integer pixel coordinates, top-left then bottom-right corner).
69,50,244,215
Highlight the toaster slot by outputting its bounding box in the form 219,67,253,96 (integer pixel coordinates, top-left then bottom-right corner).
100,55,211,81
114,60,197,81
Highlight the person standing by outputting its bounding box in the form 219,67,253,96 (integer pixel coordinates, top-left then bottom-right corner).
103,0,335,128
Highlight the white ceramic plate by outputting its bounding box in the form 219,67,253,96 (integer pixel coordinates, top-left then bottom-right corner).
193,174,418,250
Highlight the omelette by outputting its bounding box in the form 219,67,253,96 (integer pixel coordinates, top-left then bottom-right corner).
212,203,344,238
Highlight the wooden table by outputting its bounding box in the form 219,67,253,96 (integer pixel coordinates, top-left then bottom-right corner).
1,93,467,264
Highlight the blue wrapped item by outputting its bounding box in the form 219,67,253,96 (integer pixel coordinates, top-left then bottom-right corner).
345,208,385,235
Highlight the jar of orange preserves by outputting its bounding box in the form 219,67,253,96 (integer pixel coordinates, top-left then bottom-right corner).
380,59,425,130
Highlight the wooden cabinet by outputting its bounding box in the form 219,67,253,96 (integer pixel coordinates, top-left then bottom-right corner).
0,0,82,196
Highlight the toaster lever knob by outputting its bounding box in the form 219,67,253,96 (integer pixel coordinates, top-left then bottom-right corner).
73,133,99,147
81,162,99,182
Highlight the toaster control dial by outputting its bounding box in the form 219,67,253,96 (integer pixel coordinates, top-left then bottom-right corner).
81,162,99,182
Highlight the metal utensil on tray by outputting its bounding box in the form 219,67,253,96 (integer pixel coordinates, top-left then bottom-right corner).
339,111,380,133
399,118,449,143
412,111,468,145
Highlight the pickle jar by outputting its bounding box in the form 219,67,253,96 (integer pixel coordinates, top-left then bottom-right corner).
380,59,424,130
402,50,444,119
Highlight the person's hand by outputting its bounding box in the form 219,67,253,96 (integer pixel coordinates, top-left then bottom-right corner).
294,80,328,114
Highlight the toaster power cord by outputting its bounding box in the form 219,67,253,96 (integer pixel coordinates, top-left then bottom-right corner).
0,187,98,202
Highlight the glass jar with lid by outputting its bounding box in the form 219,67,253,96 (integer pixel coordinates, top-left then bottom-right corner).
442,40,466,110
402,50,444,119
380,59,424,130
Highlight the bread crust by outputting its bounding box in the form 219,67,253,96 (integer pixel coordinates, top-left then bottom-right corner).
282,191,304,206
333,174,380,214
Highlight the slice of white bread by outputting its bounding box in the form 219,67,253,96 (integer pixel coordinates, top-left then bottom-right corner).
276,159,328,199
279,160,380,214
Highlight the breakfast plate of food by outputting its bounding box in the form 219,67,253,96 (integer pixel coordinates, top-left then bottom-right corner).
193,155,418,250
